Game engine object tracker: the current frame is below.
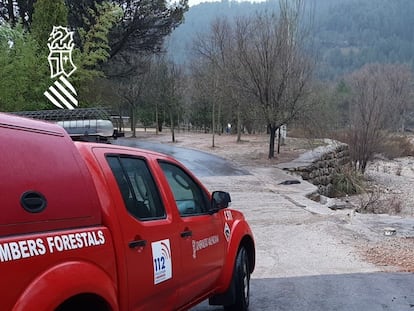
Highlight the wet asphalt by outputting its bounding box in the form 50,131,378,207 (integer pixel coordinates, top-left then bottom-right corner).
115,138,249,178
195,272,414,311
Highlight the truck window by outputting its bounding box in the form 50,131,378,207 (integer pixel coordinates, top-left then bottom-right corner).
159,161,209,216
107,156,166,220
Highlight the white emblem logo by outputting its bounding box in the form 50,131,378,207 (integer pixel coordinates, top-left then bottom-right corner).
44,26,78,109
47,26,77,78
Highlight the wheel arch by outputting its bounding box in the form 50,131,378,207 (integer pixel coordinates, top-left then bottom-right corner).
55,293,112,311
12,261,119,311
214,219,255,295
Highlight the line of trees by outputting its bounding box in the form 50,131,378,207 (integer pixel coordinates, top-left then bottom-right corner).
0,0,187,110
334,64,413,173
167,0,414,80
1,0,413,172
192,0,314,158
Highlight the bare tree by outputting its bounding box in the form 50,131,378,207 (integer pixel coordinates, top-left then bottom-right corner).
345,63,413,172
165,61,185,143
148,57,185,142
192,0,313,154
188,59,214,133
383,65,413,132
189,59,219,144
116,56,151,137
193,17,243,146
233,0,313,158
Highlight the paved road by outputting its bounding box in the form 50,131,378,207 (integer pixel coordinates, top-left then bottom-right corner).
115,138,249,177
193,273,414,311
115,139,414,311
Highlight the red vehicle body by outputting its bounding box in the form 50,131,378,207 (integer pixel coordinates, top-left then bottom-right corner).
0,113,255,311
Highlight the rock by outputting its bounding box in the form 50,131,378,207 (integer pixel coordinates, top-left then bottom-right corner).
328,200,354,210
279,179,301,185
384,227,397,236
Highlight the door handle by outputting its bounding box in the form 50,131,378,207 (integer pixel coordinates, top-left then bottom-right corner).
129,239,147,249
20,191,47,213
180,230,192,238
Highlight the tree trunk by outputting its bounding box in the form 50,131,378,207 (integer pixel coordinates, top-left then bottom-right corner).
277,127,281,154
236,103,242,143
212,101,215,148
155,103,159,135
117,104,123,132
170,110,175,142
177,115,180,133
400,113,405,132
268,125,277,159
217,100,222,135
130,106,136,138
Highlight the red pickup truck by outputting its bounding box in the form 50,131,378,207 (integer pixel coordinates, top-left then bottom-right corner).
0,113,255,311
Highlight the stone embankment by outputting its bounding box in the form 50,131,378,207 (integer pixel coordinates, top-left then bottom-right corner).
277,140,350,197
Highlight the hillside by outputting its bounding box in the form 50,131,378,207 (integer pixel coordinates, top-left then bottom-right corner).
166,0,414,79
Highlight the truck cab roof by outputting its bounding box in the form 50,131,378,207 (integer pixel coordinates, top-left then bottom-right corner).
0,113,101,237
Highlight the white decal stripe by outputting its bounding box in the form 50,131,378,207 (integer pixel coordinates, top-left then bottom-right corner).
49,85,74,110
55,80,78,106
59,76,77,95
44,91,64,109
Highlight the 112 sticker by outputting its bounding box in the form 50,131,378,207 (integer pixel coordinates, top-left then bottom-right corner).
151,239,172,284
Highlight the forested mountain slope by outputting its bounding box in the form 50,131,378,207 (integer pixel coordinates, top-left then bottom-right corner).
167,0,414,79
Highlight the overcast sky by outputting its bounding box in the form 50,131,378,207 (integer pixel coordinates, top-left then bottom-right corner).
188,0,265,7
188,0,218,5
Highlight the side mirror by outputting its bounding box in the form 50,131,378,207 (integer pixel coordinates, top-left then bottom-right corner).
212,191,231,210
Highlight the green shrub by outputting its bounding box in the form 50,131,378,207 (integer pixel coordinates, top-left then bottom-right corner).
332,166,365,197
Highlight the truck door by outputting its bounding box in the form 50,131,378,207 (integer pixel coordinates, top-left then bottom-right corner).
158,161,226,306
101,153,180,310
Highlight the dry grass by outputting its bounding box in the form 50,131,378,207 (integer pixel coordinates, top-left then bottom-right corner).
378,135,414,159
133,130,315,166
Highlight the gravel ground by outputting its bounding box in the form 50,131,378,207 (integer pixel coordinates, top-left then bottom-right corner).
364,157,414,216
129,130,414,274
355,157,414,272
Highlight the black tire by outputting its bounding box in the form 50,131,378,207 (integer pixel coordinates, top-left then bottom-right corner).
225,247,250,311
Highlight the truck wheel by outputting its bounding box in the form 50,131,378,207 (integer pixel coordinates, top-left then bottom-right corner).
225,247,250,311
